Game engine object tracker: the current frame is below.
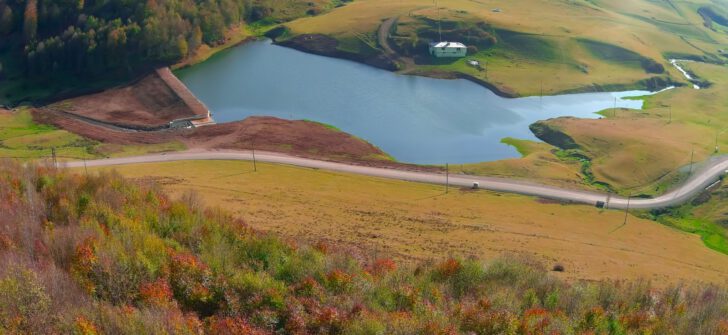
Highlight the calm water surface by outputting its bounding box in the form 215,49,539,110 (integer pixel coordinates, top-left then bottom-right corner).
177,40,653,164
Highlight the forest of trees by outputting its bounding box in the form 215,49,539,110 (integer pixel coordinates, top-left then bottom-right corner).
0,0,261,79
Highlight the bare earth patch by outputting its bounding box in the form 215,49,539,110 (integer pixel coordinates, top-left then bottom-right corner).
45,69,207,129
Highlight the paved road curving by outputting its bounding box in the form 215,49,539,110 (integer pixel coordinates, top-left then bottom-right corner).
61,150,728,210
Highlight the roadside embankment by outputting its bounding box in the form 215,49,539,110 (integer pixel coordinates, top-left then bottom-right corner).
33,109,434,171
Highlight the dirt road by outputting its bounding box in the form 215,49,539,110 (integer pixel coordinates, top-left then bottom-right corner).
378,17,415,71
61,149,728,210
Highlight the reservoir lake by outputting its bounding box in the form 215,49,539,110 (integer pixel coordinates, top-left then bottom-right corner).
177,40,654,164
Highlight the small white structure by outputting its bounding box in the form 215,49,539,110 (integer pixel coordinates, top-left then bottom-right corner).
429,41,467,58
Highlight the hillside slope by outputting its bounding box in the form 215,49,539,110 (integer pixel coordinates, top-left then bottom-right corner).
1,161,727,333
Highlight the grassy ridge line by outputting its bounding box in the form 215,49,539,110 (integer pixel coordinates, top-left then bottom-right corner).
2,160,727,333
282,0,724,97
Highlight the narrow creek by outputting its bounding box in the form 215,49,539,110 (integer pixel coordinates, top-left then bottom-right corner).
669,59,702,90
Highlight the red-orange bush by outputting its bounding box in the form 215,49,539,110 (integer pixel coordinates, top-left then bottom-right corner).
169,252,222,316
435,258,461,278
74,316,99,335
325,269,352,293
206,316,269,335
369,258,397,276
718,320,728,335
139,278,174,307
70,237,98,294
520,308,551,335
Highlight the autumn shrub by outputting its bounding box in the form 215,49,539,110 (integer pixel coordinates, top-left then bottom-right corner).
139,278,175,308
227,271,287,314
206,316,269,335
342,316,387,335
325,269,353,293
275,246,327,284
368,258,397,276
0,160,727,334
168,251,224,317
434,258,462,280
0,266,52,333
449,259,486,298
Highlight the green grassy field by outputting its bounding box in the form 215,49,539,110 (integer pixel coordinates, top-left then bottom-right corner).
283,0,728,96
0,108,185,160
644,180,728,255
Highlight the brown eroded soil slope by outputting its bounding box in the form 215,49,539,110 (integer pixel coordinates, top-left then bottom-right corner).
48,70,206,129
32,109,401,165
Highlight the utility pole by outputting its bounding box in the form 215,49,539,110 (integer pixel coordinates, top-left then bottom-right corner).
83,157,88,176
716,130,720,153
252,139,257,172
689,148,695,175
716,128,727,154
623,194,631,226
51,147,57,167
445,163,449,194
437,1,442,42
540,81,543,97
540,81,544,109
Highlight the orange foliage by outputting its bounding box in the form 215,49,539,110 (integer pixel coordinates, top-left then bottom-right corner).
170,252,208,272
620,310,652,331
718,320,728,335
139,278,174,307
423,321,458,335
369,258,397,276
436,258,462,278
183,313,204,333
314,241,330,254
520,308,551,335
326,269,352,292
71,237,98,294
297,276,321,293
206,316,270,335
314,306,344,332
74,316,99,335
0,233,13,250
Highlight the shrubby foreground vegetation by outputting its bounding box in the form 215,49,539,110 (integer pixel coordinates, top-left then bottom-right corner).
0,161,727,334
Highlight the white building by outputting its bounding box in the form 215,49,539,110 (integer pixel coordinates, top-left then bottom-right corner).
429,42,467,58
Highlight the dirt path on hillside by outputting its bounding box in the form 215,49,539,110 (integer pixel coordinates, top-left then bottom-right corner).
378,17,415,71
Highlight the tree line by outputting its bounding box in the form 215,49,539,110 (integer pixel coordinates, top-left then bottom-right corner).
0,0,264,79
